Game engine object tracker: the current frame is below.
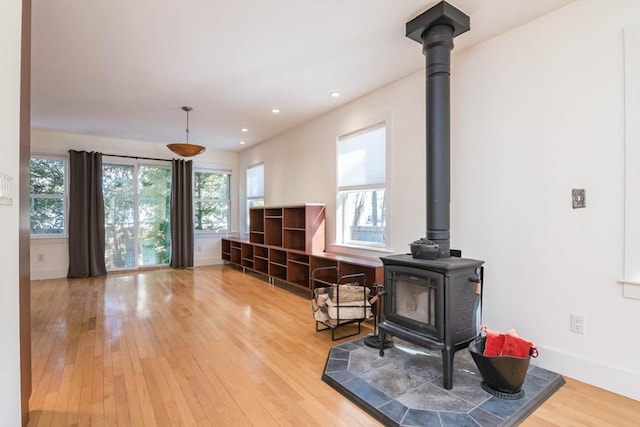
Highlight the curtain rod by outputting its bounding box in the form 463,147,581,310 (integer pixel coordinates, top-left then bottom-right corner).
101,153,173,162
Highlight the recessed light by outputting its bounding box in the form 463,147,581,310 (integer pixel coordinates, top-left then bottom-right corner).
241,128,248,132
330,92,341,97
239,141,246,145
271,109,280,114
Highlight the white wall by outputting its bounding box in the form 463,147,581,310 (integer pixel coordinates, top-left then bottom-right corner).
0,0,24,424
238,0,640,400
31,129,239,279
452,0,640,400
238,72,427,258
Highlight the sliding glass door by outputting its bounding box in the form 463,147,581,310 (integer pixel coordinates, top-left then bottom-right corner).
138,166,171,266
103,162,171,270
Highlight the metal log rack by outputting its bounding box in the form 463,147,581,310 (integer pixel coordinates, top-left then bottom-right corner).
311,266,369,341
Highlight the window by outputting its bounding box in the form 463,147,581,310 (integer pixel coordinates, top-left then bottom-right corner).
194,170,230,232
336,124,387,247
30,156,67,236
103,162,172,269
246,163,264,229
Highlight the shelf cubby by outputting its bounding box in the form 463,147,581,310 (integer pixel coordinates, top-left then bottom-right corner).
283,206,306,229
269,263,287,281
250,208,265,232
230,241,241,264
269,248,287,266
241,243,254,268
254,245,268,259
249,207,265,244
254,256,269,274
222,239,231,261
339,262,375,286
287,253,310,288
250,231,265,244
310,256,339,286
283,229,305,252
264,208,283,218
264,217,283,247
287,262,310,288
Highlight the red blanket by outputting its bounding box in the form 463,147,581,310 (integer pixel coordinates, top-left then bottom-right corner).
482,326,538,358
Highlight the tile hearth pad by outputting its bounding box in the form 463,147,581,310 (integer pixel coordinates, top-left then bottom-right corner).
322,337,565,427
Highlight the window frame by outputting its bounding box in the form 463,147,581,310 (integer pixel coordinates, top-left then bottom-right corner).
29,154,68,239
621,24,640,299
193,168,231,234
335,123,388,249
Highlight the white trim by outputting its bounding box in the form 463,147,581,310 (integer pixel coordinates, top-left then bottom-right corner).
533,343,640,401
194,257,225,267
31,268,68,281
622,24,640,300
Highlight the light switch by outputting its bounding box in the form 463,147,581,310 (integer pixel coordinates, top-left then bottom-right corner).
0,172,13,206
572,189,586,209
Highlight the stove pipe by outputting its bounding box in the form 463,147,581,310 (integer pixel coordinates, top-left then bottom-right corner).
406,2,470,258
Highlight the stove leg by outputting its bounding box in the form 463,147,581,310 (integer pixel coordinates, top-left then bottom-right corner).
379,330,386,357
442,346,454,389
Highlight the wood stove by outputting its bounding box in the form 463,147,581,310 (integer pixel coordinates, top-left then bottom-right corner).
378,1,484,390
378,254,483,389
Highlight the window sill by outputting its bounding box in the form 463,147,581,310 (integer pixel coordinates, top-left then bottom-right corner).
328,242,394,259
619,279,640,300
195,231,237,238
30,236,68,244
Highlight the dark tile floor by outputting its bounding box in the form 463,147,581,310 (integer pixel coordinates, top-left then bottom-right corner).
322,337,565,427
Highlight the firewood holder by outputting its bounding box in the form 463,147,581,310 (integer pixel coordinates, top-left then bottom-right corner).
311,267,369,341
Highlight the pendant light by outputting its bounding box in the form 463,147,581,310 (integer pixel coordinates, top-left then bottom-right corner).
167,106,206,157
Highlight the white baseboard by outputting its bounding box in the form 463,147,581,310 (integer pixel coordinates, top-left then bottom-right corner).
30,269,67,281
194,257,225,267
533,344,640,401
31,260,225,280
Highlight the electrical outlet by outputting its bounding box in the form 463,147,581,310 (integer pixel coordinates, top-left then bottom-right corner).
570,313,585,334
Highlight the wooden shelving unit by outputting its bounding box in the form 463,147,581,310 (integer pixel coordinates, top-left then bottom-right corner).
223,204,383,293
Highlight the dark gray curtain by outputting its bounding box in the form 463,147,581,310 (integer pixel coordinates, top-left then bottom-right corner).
170,159,194,268
68,150,107,278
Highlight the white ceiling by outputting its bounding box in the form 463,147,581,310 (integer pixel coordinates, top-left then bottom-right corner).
31,0,573,152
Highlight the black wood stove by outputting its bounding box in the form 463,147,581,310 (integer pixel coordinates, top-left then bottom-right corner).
378,1,485,390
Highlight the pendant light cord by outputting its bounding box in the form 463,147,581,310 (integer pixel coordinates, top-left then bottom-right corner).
185,108,190,144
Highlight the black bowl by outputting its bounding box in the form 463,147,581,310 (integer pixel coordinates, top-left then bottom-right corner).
409,239,439,260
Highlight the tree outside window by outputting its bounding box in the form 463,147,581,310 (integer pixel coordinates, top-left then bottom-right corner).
194,170,230,232
103,163,171,269
30,156,66,236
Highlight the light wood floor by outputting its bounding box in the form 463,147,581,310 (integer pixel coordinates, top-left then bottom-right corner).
29,266,640,426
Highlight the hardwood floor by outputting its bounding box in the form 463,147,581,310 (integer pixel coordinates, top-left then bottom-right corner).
29,266,639,426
